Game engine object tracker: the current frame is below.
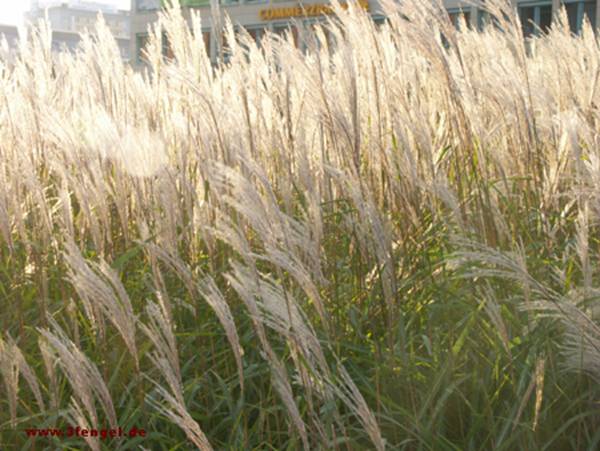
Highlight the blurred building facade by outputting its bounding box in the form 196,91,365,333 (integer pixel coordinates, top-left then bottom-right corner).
130,0,383,67
130,0,600,68
27,1,130,61
0,25,20,60
0,25,20,49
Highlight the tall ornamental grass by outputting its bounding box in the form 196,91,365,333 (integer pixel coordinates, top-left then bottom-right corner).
1,0,600,448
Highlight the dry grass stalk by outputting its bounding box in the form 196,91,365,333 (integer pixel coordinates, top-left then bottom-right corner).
196,274,245,391
63,239,139,370
150,384,214,451
38,318,118,429
0,336,46,427
140,298,183,404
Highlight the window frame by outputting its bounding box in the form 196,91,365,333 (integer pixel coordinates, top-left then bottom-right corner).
270,21,300,47
243,25,267,46
517,1,553,37
561,0,596,33
135,0,161,13
447,7,472,30
136,32,150,64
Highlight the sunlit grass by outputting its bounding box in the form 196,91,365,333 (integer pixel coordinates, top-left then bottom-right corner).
1,0,600,449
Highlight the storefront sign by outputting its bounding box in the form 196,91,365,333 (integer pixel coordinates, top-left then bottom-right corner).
259,1,369,20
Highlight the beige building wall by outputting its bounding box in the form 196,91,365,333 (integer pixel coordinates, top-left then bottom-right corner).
27,3,130,60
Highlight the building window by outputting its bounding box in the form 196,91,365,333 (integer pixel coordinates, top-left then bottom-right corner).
136,33,150,63
372,16,388,28
272,23,299,47
300,20,337,52
477,10,494,30
203,31,211,56
447,9,471,30
219,26,242,64
518,3,552,37
478,12,485,30
245,26,265,47
188,27,212,58
564,1,596,34
584,1,597,28
119,42,129,61
565,2,579,31
136,0,160,11
162,33,174,60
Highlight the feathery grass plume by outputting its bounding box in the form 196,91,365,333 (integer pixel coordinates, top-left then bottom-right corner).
141,295,215,450
75,106,121,161
38,337,59,411
144,241,197,296
269,357,310,450
255,272,329,376
480,286,513,358
0,178,13,251
541,109,580,210
224,250,352,446
512,355,543,434
207,160,329,324
325,165,398,335
250,271,344,440
4,336,45,413
147,248,176,322
561,304,600,375
76,16,128,116
67,400,101,451
458,237,600,388
159,0,205,68
49,160,112,256
328,362,385,451
0,337,21,427
140,298,183,404
151,172,182,252
57,179,75,239
196,275,245,391
533,357,546,431
523,297,600,382
451,237,557,303
576,201,591,292
63,239,139,370
224,260,310,449
113,125,168,179
225,261,306,367
206,211,254,265
149,384,214,451
38,318,118,429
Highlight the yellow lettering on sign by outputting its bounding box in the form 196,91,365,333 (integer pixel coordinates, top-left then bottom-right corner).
259,1,369,21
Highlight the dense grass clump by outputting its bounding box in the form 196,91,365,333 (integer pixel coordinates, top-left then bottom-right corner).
2,0,600,449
